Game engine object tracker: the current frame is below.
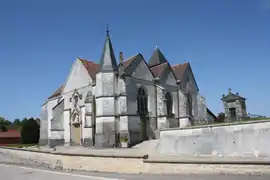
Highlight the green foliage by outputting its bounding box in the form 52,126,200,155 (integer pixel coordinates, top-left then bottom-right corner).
243,117,269,121
0,117,11,132
20,118,40,144
13,118,21,125
216,112,225,123
120,137,128,142
6,144,37,148
0,123,7,132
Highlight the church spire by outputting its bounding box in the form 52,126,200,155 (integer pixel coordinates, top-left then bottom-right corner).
99,26,118,72
148,46,168,67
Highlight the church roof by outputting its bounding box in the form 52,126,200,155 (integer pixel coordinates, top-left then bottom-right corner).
148,47,168,68
123,55,137,68
221,91,246,101
47,60,194,100
79,58,100,81
171,62,189,81
99,31,118,72
47,85,64,99
150,62,168,77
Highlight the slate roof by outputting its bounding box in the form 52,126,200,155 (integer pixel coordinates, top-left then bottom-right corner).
123,55,137,68
150,62,168,77
47,85,64,99
47,59,191,100
207,108,218,121
79,58,100,80
47,56,136,100
99,31,118,72
148,47,168,67
47,45,195,100
171,62,189,81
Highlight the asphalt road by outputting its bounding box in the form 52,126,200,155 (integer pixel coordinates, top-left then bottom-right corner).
0,164,270,180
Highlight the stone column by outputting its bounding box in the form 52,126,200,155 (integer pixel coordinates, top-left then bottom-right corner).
178,90,191,128
156,86,168,130
83,101,94,147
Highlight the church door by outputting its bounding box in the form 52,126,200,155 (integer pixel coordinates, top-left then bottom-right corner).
72,124,81,145
229,108,237,121
140,116,148,141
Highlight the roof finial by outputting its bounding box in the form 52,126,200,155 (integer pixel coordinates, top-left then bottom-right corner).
119,52,124,64
106,24,109,36
155,44,158,49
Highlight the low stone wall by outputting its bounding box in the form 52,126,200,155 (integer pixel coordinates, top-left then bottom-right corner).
1,147,270,175
159,120,270,157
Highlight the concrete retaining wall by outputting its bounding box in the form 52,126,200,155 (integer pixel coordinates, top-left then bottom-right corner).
159,120,270,157
1,147,270,175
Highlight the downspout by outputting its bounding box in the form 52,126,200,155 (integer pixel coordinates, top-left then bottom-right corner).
153,77,159,138
176,80,181,126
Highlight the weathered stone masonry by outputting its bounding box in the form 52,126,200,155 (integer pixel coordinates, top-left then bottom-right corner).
40,30,212,148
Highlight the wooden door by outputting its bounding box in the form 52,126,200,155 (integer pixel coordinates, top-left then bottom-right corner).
72,124,81,145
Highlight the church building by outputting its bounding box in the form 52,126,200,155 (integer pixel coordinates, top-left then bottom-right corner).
39,30,209,148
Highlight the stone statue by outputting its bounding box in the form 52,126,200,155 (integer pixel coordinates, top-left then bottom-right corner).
72,113,80,124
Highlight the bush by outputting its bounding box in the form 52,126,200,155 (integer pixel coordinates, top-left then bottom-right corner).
20,118,40,144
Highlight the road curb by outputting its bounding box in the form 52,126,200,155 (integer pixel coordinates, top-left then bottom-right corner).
143,159,270,165
0,146,149,159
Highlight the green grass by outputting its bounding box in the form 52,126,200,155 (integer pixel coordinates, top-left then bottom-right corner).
5,144,37,148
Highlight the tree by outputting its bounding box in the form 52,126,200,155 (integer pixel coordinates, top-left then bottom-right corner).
216,112,225,123
8,118,22,130
13,118,21,125
35,118,40,126
0,117,11,132
20,118,40,144
0,123,7,132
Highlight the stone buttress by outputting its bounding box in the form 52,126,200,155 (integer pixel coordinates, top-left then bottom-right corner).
95,30,118,148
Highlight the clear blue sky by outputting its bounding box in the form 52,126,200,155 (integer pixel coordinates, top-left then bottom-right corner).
0,0,270,120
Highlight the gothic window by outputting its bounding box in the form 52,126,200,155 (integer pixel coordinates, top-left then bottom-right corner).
166,92,173,116
186,93,192,116
137,87,148,115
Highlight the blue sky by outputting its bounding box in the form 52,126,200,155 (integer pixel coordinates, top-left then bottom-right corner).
0,0,270,120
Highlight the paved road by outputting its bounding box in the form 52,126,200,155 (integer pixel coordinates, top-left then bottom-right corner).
0,164,270,180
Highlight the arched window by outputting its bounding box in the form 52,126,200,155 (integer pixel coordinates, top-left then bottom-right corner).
137,87,148,115
166,92,173,116
186,93,192,116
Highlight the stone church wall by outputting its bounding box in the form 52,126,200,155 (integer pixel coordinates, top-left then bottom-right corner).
39,104,48,145
46,99,58,140
50,130,64,146
51,99,64,130
194,94,208,125
50,98,65,146
125,77,157,144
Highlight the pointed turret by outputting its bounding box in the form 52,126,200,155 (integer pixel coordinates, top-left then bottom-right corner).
99,29,118,72
148,46,168,67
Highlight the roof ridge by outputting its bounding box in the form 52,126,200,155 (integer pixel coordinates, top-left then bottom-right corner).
150,62,168,69
171,62,189,67
78,57,98,64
